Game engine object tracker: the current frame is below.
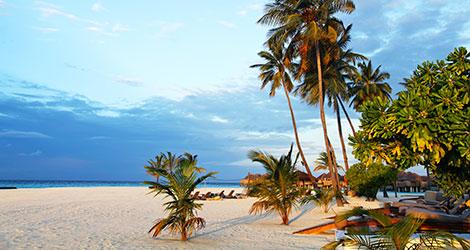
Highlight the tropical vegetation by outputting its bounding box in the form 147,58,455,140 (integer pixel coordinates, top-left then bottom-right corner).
144,152,217,241
314,151,344,172
251,44,315,182
253,0,373,206
247,145,304,225
302,188,336,213
346,163,398,201
323,208,470,249
351,47,470,197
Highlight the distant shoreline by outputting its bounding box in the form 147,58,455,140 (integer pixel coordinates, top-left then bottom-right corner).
0,180,242,189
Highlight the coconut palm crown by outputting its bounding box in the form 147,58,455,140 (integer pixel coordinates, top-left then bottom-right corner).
144,152,216,241
349,60,392,110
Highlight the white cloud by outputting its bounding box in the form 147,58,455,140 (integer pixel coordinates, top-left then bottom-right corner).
112,23,129,33
19,150,43,157
228,159,253,167
0,0,5,8
237,2,263,16
0,112,10,118
218,20,236,29
95,110,120,118
0,130,51,139
89,136,110,140
153,21,184,38
33,26,59,33
234,130,291,141
91,2,106,12
36,1,78,20
114,76,144,87
211,115,229,124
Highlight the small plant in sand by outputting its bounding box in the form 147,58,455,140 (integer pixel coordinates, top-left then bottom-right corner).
247,145,303,225
144,152,216,241
322,208,470,250
302,188,335,213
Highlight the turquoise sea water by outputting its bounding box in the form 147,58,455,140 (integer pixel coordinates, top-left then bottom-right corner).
0,180,241,189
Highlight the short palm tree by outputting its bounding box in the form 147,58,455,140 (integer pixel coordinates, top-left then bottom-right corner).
144,152,182,182
323,208,470,249
314,152,344,172
251,44,315,183
144,152,216,241
247,145,303,225
349,60,392,111
302,188,335,213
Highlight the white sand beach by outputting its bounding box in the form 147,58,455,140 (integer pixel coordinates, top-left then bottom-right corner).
0,187,391,249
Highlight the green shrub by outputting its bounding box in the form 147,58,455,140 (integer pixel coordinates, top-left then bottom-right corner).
346,163,397,200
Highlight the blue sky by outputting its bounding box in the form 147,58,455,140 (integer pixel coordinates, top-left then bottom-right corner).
0,0,469,181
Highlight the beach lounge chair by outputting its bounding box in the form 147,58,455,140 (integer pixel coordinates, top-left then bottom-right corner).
224,190,236,199
406,207,470,224
398,191,444,205
217,190,225,198
191,191,200,199
199,192,212,200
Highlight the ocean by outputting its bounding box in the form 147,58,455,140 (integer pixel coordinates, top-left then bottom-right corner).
0,180,242,189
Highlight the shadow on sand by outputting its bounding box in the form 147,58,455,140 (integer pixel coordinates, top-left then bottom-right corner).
289,203,315,224
192,213,270,238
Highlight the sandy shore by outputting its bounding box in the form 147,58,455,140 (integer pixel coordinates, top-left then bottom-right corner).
0,187,392,249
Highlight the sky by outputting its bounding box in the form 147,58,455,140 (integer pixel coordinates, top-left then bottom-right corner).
0,0,469,181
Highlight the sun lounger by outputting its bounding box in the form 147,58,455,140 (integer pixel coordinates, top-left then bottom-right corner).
217,190,225,198
199,191,212,200
224,190,236,199
191,191,200,199
406,207,470,224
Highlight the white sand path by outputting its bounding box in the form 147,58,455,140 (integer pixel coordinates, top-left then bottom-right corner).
0,187,387,250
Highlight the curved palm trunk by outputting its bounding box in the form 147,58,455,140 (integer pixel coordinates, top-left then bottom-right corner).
315,41,343,206
181,227,188,241
335,103,350,187
281,82,315,183
281,211,289,225
338,98,356,137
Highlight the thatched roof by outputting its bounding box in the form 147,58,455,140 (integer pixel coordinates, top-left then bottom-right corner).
295,171,315,182
239,173,268,186
317,173,344,181
397,172,422,182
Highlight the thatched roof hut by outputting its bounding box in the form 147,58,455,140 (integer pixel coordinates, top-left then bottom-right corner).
239,173,267,186
295,171,315,188
396,171,434,192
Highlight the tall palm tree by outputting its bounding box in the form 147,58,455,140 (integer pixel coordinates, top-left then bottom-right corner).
258,0,356,206
144,152,216,241
323,208,470,249
349,60,392,111
247,145,303,225
295,24,365,177
251,45,315,182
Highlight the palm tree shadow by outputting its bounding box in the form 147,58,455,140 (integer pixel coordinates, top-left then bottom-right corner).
192,213,270,238
289,203,314,224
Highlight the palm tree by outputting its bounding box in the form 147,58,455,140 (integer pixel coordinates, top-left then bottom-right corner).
295,24,365,176
258,0,356,206
301,188,335,213
247,145,303,225
251,45,315,183
323,208,470,249
145,152,182,182
314,151,344,172
144,152,216,241
349,60,392,111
